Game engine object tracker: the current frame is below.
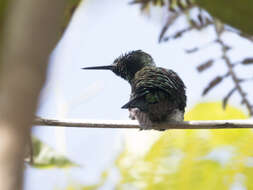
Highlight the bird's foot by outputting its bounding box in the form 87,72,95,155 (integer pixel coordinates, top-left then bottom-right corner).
138,120,153,130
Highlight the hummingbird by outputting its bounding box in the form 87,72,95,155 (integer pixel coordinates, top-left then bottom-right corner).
82,50,186,130
121,66,186,130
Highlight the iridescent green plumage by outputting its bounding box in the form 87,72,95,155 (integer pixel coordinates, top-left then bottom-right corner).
122,66,186,110
82,50,186,130
121,66,186,129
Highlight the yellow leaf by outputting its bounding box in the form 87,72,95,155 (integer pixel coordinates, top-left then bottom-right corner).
185,102,248,121
115,102,252,190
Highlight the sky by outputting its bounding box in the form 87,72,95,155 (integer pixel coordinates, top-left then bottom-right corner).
24,0,253,189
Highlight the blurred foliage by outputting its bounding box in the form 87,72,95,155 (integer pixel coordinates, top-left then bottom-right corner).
29,137,78,169
132,0,253,116
130,0,165,11
58,170,109,190
132,0,253,35
195,0,253,35
185,102,248,120
115,102,253,190
62,0,82,33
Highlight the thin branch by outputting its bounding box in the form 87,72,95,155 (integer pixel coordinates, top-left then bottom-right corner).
215,24,253,116
34,118,253,130
223,53,253,116
159,11,182,42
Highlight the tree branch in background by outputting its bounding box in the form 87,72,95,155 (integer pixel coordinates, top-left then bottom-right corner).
131,0,253,116
34,118,253,130
215,25,253,116
185,22,253,116
0,0,67,189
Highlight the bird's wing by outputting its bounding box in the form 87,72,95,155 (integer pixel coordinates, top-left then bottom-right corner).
122,67,186,111
133,67,185,98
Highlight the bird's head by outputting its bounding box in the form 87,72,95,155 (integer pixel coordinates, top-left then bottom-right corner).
82,50,155,83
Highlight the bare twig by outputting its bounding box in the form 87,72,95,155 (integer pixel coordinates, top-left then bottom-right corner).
159,12,182,42
223,55,253,116
215,24,253,116
222,87,237,109
202,76,224,96
34,118,253,130
159,8,213,42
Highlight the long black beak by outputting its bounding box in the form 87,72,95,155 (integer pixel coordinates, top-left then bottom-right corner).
81,65,114,71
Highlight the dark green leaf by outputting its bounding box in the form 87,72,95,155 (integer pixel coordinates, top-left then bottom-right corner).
195,0,253,35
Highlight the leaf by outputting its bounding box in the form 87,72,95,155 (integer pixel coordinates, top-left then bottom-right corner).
130,0,165,11
185,102,248,121
189,19,199,28
29,137,79,169
168,0,177,12
185,47,199,53
197,59,214,72
162,27,193,42
158,13,181,42
195,0,253,35
116,103,250,190
222,88,237,109
242,58,253,65
202,76,223,96
197,13,204,26
214,20,224,35
61,170,109,190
